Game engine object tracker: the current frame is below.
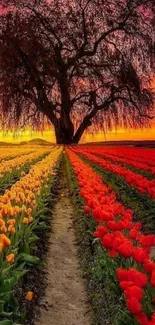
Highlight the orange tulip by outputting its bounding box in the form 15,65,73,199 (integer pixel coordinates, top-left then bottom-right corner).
25,291,34,301
22,205,26,212
7,219,16,226
28,216,33,223
0,234,11,246
0,242,4,252
1,225,7,233
8,225,16,234
26,208,32,215
0,219,5,227
6,253,15,264
22,217,29,224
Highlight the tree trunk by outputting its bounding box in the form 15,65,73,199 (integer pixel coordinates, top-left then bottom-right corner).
54,118,74,144
53,115,92,144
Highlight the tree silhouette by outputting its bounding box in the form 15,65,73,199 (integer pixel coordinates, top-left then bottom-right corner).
0,0,155,143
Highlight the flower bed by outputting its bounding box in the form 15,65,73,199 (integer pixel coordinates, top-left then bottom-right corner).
0,147,62,325
66,148,155,325
73,147,155,199
82,146,155,176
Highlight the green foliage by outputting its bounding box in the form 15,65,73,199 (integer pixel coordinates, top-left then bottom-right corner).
18,254,42,266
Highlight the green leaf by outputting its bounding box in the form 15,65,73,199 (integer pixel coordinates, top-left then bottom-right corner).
0,321,13,325
0,292,12,302
28,235,39,244
0,300,4,313
0,311,13,317
35,222,51,230
22,242,30,254
39,215,50,221
1,265,14,279
8,293,18,312
19,253,42,265
0,270,27,292
34,207,50,218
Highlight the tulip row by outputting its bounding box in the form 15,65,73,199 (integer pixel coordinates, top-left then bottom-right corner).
0,146,36,162
83,146,155,176
66,148,155,325
0,147,51,179
73,147,155,199
0,146,62,324
84,146,155,166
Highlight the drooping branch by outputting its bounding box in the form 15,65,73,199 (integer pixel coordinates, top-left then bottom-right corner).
0,0,154,143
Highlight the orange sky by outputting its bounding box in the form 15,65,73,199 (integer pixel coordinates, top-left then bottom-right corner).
0,122,154,143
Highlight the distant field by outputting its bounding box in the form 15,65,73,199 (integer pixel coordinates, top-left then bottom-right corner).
0,144,155,325
84,140,155,147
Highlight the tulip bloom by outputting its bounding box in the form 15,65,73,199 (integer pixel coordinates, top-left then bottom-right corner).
140,235,155,248
127,297,142,315
132,248,148,264
116,268,128,282
135,312,149,325
118,243,133,258
128,269,148,288
22,217,29,224
0,234,11,247
101,234,114,249
125,286,143,301
25,291,34,301
93,226,108,239
6,253,15,264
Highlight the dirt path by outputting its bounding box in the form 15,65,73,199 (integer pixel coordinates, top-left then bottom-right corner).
35,169,92,325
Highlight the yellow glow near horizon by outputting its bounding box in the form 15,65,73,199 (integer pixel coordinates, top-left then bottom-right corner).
0,124,154,143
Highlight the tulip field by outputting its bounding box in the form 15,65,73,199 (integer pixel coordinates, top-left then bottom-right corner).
0,144,155,325
66,145,155,325
0,145,62,325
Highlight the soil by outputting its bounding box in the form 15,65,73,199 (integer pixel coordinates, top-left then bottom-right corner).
35,165,92,325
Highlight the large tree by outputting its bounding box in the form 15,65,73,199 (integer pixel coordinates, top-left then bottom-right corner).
0,0,155,143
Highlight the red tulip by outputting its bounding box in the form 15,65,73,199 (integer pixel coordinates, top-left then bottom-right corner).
129,228,139,240
125,286,143,301
118,243,133,258
101,234,114,249
120,281,134,291
127,297,142,315
132,248,148,264
116,268,128,282
93,226,108,238
144,259,155,273
107,221,118,231
140,234,155,248
128,269,148,288
113,237,123,251
135,312,149,325
92,207,102,221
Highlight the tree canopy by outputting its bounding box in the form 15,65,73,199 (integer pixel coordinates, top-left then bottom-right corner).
0,0,155,143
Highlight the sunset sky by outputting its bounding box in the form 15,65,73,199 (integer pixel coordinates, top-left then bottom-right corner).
0,121,154,143
0,4,155,144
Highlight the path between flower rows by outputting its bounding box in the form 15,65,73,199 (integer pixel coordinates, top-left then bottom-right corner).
35,168,92,325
